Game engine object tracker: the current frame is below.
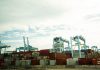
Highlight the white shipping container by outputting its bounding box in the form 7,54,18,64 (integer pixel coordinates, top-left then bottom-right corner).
73,51,85,58
97,60,100,64
16,60,20,66
67,58,78,65
40,59,48,65
20,60,31,66
50,60,56,65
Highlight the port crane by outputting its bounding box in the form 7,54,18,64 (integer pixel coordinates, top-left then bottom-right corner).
0,41,10,54
70,35,88,58
91,46,98,52
53,37,69,53
16,37,38,52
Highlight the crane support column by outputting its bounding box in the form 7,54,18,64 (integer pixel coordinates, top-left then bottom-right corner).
77,36,81,58
70,37,73,58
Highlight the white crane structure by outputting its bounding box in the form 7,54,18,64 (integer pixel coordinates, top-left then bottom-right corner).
53,37,69,53
91,46,98,52
70,35,88,58
0,41,10,54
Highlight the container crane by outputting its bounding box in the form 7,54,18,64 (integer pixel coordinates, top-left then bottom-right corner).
70,35,88,58
0,41,10,54
91,46,98,52
16,37,38,52
53,37,69,53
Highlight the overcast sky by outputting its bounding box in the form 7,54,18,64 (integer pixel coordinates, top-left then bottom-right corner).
0,0,100,51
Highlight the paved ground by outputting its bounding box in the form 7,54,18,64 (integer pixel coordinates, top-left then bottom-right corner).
0,65,100,70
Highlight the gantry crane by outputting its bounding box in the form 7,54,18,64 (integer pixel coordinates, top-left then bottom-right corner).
16,36,38,52
0,41,10,54
53,37,69,53
91,46,98,52
70,35,88,58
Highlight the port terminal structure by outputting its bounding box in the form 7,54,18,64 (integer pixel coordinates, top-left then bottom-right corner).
16,36,38,52
52,35,89,58
0,35,100,69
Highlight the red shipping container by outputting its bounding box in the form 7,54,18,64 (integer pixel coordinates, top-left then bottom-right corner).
40,49,49,56
0,61,5,68
0,58,4,66
78,58,86,65
66,53,72,58
49,53,55,60
56,58,66,65
31,59,40,65
86,58,92,65
92,58,97,65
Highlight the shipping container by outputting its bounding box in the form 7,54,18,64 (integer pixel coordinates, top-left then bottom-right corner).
97,58,100,65
85,53,92,58
49,53,67,60
0,61,4,67
86,58,92,65
31,59,39,65
49,53,55,60
67,58,78,65
0,58,4,67
65,53,72,58
78,58,86,65
4,58,11,66
11,60,16,65
92,58,97,65
15,60,20,66
20,60,31,67
86,49,93,53
97,60,100,65
49,49,55,53
49,60,56,65
40,49,49,56
40,59,49,65
56,58,66,65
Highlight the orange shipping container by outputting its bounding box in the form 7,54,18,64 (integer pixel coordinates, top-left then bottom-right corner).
49,53,67,60
56,58,66,65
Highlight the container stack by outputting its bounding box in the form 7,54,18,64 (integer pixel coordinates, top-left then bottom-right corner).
20,60,31,67
97,58,100,65
49,60,56,65
49,53,67,65
15,60,20,67
56,58,66,65
0,58,4,68
49,49,55,53
31,59,40,65
40,59,49,65
67,58,78,65
78,58,87,65
65,52,72,58
40,49,49,56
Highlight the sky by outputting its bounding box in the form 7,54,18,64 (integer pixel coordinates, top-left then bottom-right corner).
0,0,100,51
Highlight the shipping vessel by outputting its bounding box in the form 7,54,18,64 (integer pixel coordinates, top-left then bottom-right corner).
0,36,100,70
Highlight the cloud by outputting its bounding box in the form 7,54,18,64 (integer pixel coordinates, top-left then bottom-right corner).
0,24,67,40
1,0,100,49
84,14,100,23
0,0,65,23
